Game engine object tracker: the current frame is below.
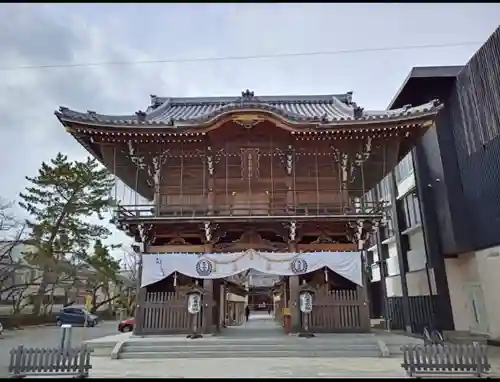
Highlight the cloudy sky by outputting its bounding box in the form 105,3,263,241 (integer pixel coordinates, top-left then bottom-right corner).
1,3,499,254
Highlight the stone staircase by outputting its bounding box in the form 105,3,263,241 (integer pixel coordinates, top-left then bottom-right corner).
117,335,385,359
88,314,425,360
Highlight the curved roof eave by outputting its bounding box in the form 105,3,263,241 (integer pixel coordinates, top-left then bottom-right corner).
55,99,443,131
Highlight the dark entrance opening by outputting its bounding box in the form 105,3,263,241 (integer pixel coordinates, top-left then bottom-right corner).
369,280,383,319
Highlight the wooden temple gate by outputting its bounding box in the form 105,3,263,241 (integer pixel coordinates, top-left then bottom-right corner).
56,90,444,337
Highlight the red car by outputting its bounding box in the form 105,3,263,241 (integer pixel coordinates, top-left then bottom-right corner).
118,317,135,333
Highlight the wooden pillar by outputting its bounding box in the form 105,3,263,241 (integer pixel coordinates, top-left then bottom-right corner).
134,286,146,335
220,283,227,328
359,252,371,332
202,279,213,334
212,281,220,332
202,244,214,334
133,246,145,335
288,242,301,332
224,286,229,326
133,253,146,337
207,177,215,214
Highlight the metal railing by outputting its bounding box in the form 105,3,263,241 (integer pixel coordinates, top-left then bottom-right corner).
115,200,386,221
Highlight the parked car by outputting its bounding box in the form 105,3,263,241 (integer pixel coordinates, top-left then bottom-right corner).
0,320,3,335
118,317,135,333
56,306,99,327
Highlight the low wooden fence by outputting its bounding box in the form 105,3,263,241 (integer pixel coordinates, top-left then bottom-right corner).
137,291,198,335
309,287,370,332
401,343,490,378
9,345,93,378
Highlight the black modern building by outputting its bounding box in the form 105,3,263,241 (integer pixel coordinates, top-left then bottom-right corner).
367,26,500,339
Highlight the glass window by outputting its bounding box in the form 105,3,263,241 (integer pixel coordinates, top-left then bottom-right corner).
412,193,421,225
383,208,394,238
395,153,414,183
379,176,391,202
407,194,417,227
400,192,421,229
401,198,411,230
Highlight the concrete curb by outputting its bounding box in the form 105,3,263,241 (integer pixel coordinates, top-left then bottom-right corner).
376,340,390,357
111,338,128,360
5,324,55,331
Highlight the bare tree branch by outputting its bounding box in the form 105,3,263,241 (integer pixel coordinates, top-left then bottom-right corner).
121,247,140,283
1,199,81,314
0,198,18,234
0,201,29,307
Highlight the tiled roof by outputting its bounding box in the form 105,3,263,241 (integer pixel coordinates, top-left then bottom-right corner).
55,90,442,127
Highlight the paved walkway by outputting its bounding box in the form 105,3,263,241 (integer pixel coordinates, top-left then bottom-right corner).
86,314,500,378
220,311,284,338
89,352,500,378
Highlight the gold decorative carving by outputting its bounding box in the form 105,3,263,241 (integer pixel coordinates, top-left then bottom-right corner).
312,233,337,244
213,229,287,252
167,234,187,245
239,230,263,244
233,114,264,129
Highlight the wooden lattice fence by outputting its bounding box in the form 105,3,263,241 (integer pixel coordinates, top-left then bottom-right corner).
308,287,370,332
137,291,199,334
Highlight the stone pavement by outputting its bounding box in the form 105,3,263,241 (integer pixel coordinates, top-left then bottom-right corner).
90,354,500,378
90,357,408,378
85,314,500,378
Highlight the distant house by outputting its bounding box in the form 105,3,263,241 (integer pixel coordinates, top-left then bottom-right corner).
0,241,130,315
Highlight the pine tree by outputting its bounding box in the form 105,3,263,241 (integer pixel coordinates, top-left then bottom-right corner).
86,239,122,313
19,153,116,315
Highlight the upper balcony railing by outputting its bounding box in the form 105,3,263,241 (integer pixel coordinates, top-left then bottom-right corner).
115,199,386,222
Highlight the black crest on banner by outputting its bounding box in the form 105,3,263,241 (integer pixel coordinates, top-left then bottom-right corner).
196,259,213,276
291,258,308,274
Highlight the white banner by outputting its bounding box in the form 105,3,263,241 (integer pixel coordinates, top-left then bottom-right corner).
141,250,362,288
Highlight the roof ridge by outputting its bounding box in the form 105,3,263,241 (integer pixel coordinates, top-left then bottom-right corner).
156,93,351,105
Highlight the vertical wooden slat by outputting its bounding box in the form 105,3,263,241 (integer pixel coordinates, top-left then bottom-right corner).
448,27,500,248
7,345,93,377
401,343,491,377
308,285,369,333
139,291,192,334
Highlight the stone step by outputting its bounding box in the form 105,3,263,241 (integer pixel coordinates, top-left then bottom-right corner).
446,337,489,344
122,343,381,353
118,349,382,359
86,342,118,357
118,338,384,359
443,331,489,344
124,337,380,347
